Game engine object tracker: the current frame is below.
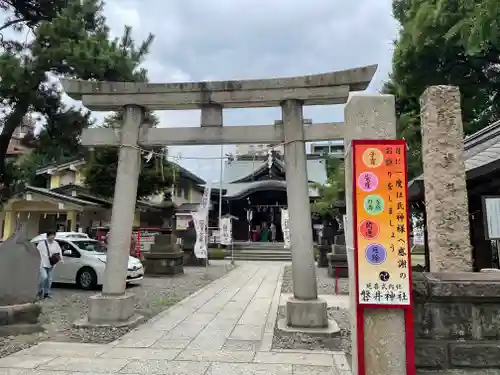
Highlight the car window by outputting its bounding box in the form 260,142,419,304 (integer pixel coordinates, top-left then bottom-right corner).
56,240,79,257
73,240,107,253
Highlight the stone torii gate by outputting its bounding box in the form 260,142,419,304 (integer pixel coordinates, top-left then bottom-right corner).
61,67,407,374
62,65,407,373
60,65,376,328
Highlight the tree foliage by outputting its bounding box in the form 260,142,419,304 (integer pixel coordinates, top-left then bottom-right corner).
83,112,173,199
0,0,154,205
0,0,68,43
311,156,345,217
383,0,500,178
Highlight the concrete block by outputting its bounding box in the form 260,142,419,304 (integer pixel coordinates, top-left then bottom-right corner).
79,292,140,327
254,351,335,366
38,357,130,373
229,324,265,341
176,349,256,363
18,342,109,358
450,342,500,368
285,297,328,328
293,365,337,375
207,362,292,375
277,318,340,336
415,340,449,368
0,303,43,337
0,354,56,369
101,347,181,360
120,359,210,375
201,104,223,127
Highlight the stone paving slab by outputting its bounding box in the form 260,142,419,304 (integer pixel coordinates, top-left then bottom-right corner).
38,357,129,372
0,263,349,375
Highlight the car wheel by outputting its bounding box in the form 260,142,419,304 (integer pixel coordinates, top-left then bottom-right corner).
76,267,97,290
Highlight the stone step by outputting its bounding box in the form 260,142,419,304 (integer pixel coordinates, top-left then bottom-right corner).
226,255,291,261
233,242,286,249
232,249,291,254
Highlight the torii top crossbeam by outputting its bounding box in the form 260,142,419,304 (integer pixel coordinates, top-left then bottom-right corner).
60,65,377,111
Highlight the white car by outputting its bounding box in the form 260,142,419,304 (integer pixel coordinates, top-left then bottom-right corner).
31,232,144,290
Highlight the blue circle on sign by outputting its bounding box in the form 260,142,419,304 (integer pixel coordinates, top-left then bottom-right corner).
365,244,387,265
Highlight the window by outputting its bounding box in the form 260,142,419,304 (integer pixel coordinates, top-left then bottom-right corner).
56,240,79,258
183,185,189,199
72,240,107,253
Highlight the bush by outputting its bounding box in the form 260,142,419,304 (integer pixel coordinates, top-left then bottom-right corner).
208,248,227,260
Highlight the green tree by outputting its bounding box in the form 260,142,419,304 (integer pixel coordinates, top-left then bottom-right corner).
83,112,173,199
384,0,500,178
311,156,345,216
0,0,68,45
0,0,154,205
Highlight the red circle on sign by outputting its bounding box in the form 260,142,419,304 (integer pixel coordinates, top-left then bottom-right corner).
359,219,380,240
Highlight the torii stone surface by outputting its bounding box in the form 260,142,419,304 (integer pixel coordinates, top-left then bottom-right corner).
343,94,408,375
60,65,378,329
420,85,472,272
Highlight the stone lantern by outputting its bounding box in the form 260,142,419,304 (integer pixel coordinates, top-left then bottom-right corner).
144,230,184,275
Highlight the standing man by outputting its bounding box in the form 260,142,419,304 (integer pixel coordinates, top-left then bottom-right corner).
37,231,63,299
270,222,277,243
130,233,138,258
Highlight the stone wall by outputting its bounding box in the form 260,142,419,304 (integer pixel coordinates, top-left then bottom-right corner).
413,272,500,370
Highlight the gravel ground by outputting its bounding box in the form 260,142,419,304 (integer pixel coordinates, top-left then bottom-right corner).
0,261,235,359
280,265,349,295
273,264,351,354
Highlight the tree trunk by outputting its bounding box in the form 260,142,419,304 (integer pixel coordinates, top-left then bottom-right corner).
0,103,30,199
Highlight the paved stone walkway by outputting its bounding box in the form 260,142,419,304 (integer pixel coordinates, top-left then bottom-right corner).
0,262,350,374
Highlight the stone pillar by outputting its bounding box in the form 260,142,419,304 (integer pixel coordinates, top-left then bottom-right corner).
66,211,77,231
1,211,15,241
282,99,328,328
420,86,472,272
87,105,144,325
344,94,407,375
201,104,223,127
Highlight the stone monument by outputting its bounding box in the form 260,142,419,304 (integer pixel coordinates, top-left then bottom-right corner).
144,231,184,275
344,95,408,375
420,85,473,272
0,232,43,336
60,65,378,329
327,234,348,278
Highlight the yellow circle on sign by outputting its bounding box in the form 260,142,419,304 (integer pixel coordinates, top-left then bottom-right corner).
362,148,383,168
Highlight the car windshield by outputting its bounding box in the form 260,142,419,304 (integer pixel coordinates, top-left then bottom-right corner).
73,240,107,253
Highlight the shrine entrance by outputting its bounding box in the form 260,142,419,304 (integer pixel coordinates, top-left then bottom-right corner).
61,65,377,329
226,189,288,242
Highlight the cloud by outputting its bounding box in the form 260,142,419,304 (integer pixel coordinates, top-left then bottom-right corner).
93,0,399,181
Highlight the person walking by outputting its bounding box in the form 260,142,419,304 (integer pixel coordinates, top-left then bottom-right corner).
130,233,138,258
270,222,277,243
37,231,63,299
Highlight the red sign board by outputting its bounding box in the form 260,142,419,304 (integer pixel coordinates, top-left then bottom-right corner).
352,140,415,375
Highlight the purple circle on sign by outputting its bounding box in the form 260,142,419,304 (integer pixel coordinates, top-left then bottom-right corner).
358,172,378,192
365,244,387,265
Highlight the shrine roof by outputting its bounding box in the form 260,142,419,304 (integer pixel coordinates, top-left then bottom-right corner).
408,119,500,201
222,157,327,185
212,180,321,200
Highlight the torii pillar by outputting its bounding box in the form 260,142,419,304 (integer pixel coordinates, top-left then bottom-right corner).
60,65,378,328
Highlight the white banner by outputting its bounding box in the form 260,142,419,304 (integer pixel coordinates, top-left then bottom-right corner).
192,211,208,259
198,181,212,214
219,217,232,245
281,208,291,249
246,209,253,223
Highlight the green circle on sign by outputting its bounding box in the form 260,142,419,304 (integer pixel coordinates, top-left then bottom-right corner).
363,195,384,215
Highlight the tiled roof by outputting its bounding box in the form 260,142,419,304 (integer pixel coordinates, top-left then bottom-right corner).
411,120,500,183
212,180,321,200
222,157,327,185
408,120,500,199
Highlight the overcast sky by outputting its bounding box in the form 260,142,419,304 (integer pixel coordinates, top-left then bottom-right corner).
8,1,399,181
96,0,400,181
